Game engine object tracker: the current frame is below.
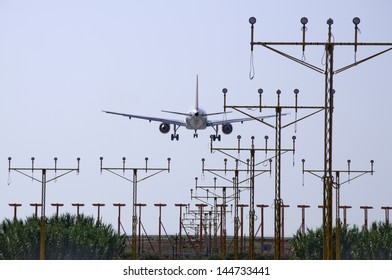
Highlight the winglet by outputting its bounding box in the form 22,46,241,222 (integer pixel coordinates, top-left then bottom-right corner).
195,74,199,110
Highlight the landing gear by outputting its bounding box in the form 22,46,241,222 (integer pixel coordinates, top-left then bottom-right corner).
170,124,180,141
193,131,198,138
211,125,221,141
171,134,179,141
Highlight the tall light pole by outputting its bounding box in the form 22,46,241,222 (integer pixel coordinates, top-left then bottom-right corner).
100,156,171,260
8,157,80,260
208,136,275,259
222,88,309,260
304,159,374,259
192,177,243,257
249,15,391,260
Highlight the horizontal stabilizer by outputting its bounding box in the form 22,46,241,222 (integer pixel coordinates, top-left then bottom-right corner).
204,111,232,117
161,110,191,116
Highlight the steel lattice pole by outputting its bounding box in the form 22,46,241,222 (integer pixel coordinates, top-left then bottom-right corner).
39,169,47,260
132,169,137,259
274,92,282,260
249,145,256,259
233,169,239,260
323,20,334,260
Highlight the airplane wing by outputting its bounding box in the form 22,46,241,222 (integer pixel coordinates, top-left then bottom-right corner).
103,110,186,127
207,113,282,126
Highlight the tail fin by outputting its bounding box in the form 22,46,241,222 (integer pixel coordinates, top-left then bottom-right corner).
195,74,199,110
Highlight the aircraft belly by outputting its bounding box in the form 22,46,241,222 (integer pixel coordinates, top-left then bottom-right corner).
186,117,207,130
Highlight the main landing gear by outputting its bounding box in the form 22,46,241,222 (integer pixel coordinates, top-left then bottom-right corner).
210,125,221,141
171,125,180,141
210,134,221,141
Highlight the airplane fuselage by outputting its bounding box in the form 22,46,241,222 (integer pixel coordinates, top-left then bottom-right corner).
185,108,208,130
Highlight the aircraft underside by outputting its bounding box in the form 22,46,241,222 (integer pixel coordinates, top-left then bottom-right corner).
169,124,222,141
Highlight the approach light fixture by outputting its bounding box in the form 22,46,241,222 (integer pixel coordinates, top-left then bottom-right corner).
249,17,256,25
327,18,334,25
300,17,308,25
353,17,360,25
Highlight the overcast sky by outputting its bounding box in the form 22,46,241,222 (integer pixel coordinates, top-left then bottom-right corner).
0,0,391,238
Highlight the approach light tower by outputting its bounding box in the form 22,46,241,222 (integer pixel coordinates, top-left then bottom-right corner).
209,135,278,259
221,88,322,260
8,157,80,260
200,157,246,259
192,177,238,259
303,159,374,259
249,16,392,260
99,156,171,260
191,177,234,256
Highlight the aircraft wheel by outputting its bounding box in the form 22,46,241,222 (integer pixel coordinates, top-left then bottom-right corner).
171,134,179,141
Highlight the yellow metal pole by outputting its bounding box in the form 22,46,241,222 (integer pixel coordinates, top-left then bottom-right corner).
323,19,334,260
39,169,46,260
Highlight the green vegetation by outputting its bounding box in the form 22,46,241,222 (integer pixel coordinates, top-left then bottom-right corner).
291,222,392,260
0,213,126,260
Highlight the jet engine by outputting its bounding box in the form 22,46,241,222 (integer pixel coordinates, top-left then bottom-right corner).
159,123,170,134
222,123,233,135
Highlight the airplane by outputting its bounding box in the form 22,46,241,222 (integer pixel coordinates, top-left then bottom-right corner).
103,75,278,141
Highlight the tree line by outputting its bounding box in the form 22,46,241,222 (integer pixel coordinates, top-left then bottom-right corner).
291,222,392,260
0,213,126,260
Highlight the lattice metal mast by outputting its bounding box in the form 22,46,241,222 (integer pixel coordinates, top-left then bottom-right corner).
192,176,248,207
222,88,321,259
302,159,374,259
249,16,392,260
191,177,235,255
8,157,80,260
209,135,274,259
200,157,245,259
99,156,170,260
190,179,231,259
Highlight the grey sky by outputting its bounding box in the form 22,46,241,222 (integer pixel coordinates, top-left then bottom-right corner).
0,0,391,237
